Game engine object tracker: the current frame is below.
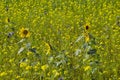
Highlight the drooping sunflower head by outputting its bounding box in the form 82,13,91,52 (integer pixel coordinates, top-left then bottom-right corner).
19,27,30,38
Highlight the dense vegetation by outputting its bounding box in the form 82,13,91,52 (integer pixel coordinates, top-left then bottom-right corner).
0,0,120,80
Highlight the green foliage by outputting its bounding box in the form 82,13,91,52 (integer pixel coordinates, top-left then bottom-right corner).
0,0,120,80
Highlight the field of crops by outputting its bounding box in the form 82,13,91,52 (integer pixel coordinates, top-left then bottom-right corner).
0,0,120,80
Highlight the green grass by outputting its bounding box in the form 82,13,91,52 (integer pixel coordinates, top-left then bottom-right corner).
0,0,120,80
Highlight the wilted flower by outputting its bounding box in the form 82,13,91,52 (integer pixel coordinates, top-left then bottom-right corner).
19,27,30,38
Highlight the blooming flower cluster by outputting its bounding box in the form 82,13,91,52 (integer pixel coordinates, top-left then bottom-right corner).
0,0,120,80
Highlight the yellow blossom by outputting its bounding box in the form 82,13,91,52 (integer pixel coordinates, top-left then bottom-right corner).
9,58,14,63
34,66,39,71
52,69,59,77
0,72,7,77
26,65,32,70
84,24,90,42
19,27,30,38
84,66,91,71
20,62,27,68
41,64,48,71
64,70,68,75
16,75,20,79
27,51,33,56
8,70,13,73
44,42,51,55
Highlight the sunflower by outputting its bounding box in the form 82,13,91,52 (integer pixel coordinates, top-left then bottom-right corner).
19,27,30,38
84,24,90,42
85,25,89,30
84,24,90,31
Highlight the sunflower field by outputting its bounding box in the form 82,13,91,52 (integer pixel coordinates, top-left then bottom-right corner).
0,0,120,80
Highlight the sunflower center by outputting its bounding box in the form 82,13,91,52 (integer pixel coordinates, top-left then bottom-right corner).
23,30,28,35
86,25,89,30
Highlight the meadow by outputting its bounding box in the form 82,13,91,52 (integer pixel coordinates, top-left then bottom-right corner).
0,0,120,80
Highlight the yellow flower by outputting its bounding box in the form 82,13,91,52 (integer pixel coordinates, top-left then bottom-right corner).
84,66,91,71
52,69,59,77
84,24,90,42
20,62,27,68
34,66,39,71
26,65,32,70
44,42,51,55
16,75,20,79
19,27,30,38
64,70,68,75
0,72,7,77
8,70,13,73
85,25,89,30
9,58,14,63
84,23,90,31
33,62,40,71
41,64,48,71
27,51,33,56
